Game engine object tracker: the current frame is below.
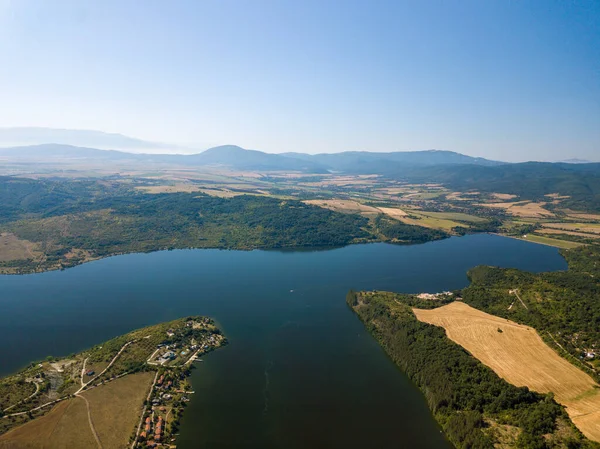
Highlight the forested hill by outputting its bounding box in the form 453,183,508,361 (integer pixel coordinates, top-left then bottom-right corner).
0,177,447,273
391,162,600,212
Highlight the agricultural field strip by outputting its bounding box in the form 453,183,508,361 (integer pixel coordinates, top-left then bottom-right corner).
413,302,600,442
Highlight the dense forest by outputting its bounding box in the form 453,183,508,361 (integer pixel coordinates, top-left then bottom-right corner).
347,290,599,449
0,177,448,273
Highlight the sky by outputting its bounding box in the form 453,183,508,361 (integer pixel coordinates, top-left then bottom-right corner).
0,0,598,161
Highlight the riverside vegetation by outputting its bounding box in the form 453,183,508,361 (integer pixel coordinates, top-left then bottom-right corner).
347,243,600,449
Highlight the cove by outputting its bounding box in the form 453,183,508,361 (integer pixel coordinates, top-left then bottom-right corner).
0,234,568,448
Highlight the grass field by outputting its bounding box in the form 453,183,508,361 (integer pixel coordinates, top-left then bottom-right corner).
520,234,584,249
414,211,486,223
0,233,41,262
413,302,600,442
543,222,600,235
397,211,463,230
303,199,381,215
0,372,153,449
0,399,98,449
479,201,555,218
537,228,600,239
82,372,154,449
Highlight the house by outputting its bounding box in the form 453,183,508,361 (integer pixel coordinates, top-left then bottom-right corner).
85,370,95,376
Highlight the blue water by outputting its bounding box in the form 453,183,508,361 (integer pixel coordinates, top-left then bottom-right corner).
0,234,567,448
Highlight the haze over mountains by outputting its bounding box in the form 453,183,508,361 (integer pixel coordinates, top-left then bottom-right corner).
1,127,600,211
0,127,504,170
0,142,501,173
0,127,189,154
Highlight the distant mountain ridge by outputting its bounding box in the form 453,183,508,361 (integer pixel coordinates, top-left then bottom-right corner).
0,127,188,153
0,143,499,173
2,141,599,211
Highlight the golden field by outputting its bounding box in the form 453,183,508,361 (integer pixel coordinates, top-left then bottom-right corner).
413,302,600,442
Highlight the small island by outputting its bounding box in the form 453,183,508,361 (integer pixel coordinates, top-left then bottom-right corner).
0,316,227,448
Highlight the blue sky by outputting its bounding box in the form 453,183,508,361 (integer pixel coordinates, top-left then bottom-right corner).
0,0,598,160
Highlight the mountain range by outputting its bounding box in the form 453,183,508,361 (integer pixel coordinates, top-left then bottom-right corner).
1,128,599,211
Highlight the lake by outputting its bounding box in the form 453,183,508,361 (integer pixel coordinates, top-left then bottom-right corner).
0,234,567,448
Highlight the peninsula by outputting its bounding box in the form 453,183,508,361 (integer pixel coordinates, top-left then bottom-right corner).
348,244,600,448
0,316,226,448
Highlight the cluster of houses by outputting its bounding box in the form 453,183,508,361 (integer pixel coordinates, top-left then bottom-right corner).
151,374,175,406
139,415,164,445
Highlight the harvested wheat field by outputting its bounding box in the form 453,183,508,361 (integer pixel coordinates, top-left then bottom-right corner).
376,207,408,219
543,222,600,235
81,372,153,449
413,302,600,442
0,398,98,449
304,199,381,215
136,183,205,194
538,228,600,239
478,201,554,218
0,373,153,449
490,193,518,200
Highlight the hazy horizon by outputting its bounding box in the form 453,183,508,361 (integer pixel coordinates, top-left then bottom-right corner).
1,1,598,161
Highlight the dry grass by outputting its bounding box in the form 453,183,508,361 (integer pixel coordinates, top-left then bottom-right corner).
394,212,463,230
566,213,600,221
0,233,41,262
537,229,600,239
413,302,600,442
490,193,518,200
543,223,600,235
545,193,571,200
376,207,408,219
479,201,554,218
304,199,381,214
136,184,205,194
519,234,584,249
81,372,153,449
0,399,98,449
196,188,246,198
0,373,153,449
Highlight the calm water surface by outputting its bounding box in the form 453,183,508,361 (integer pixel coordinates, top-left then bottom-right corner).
0,234,567,448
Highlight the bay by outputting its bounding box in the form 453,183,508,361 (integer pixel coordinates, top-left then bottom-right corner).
0,234,567,448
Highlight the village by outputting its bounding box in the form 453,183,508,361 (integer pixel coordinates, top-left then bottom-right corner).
0,316,227,449
133,318,226,448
